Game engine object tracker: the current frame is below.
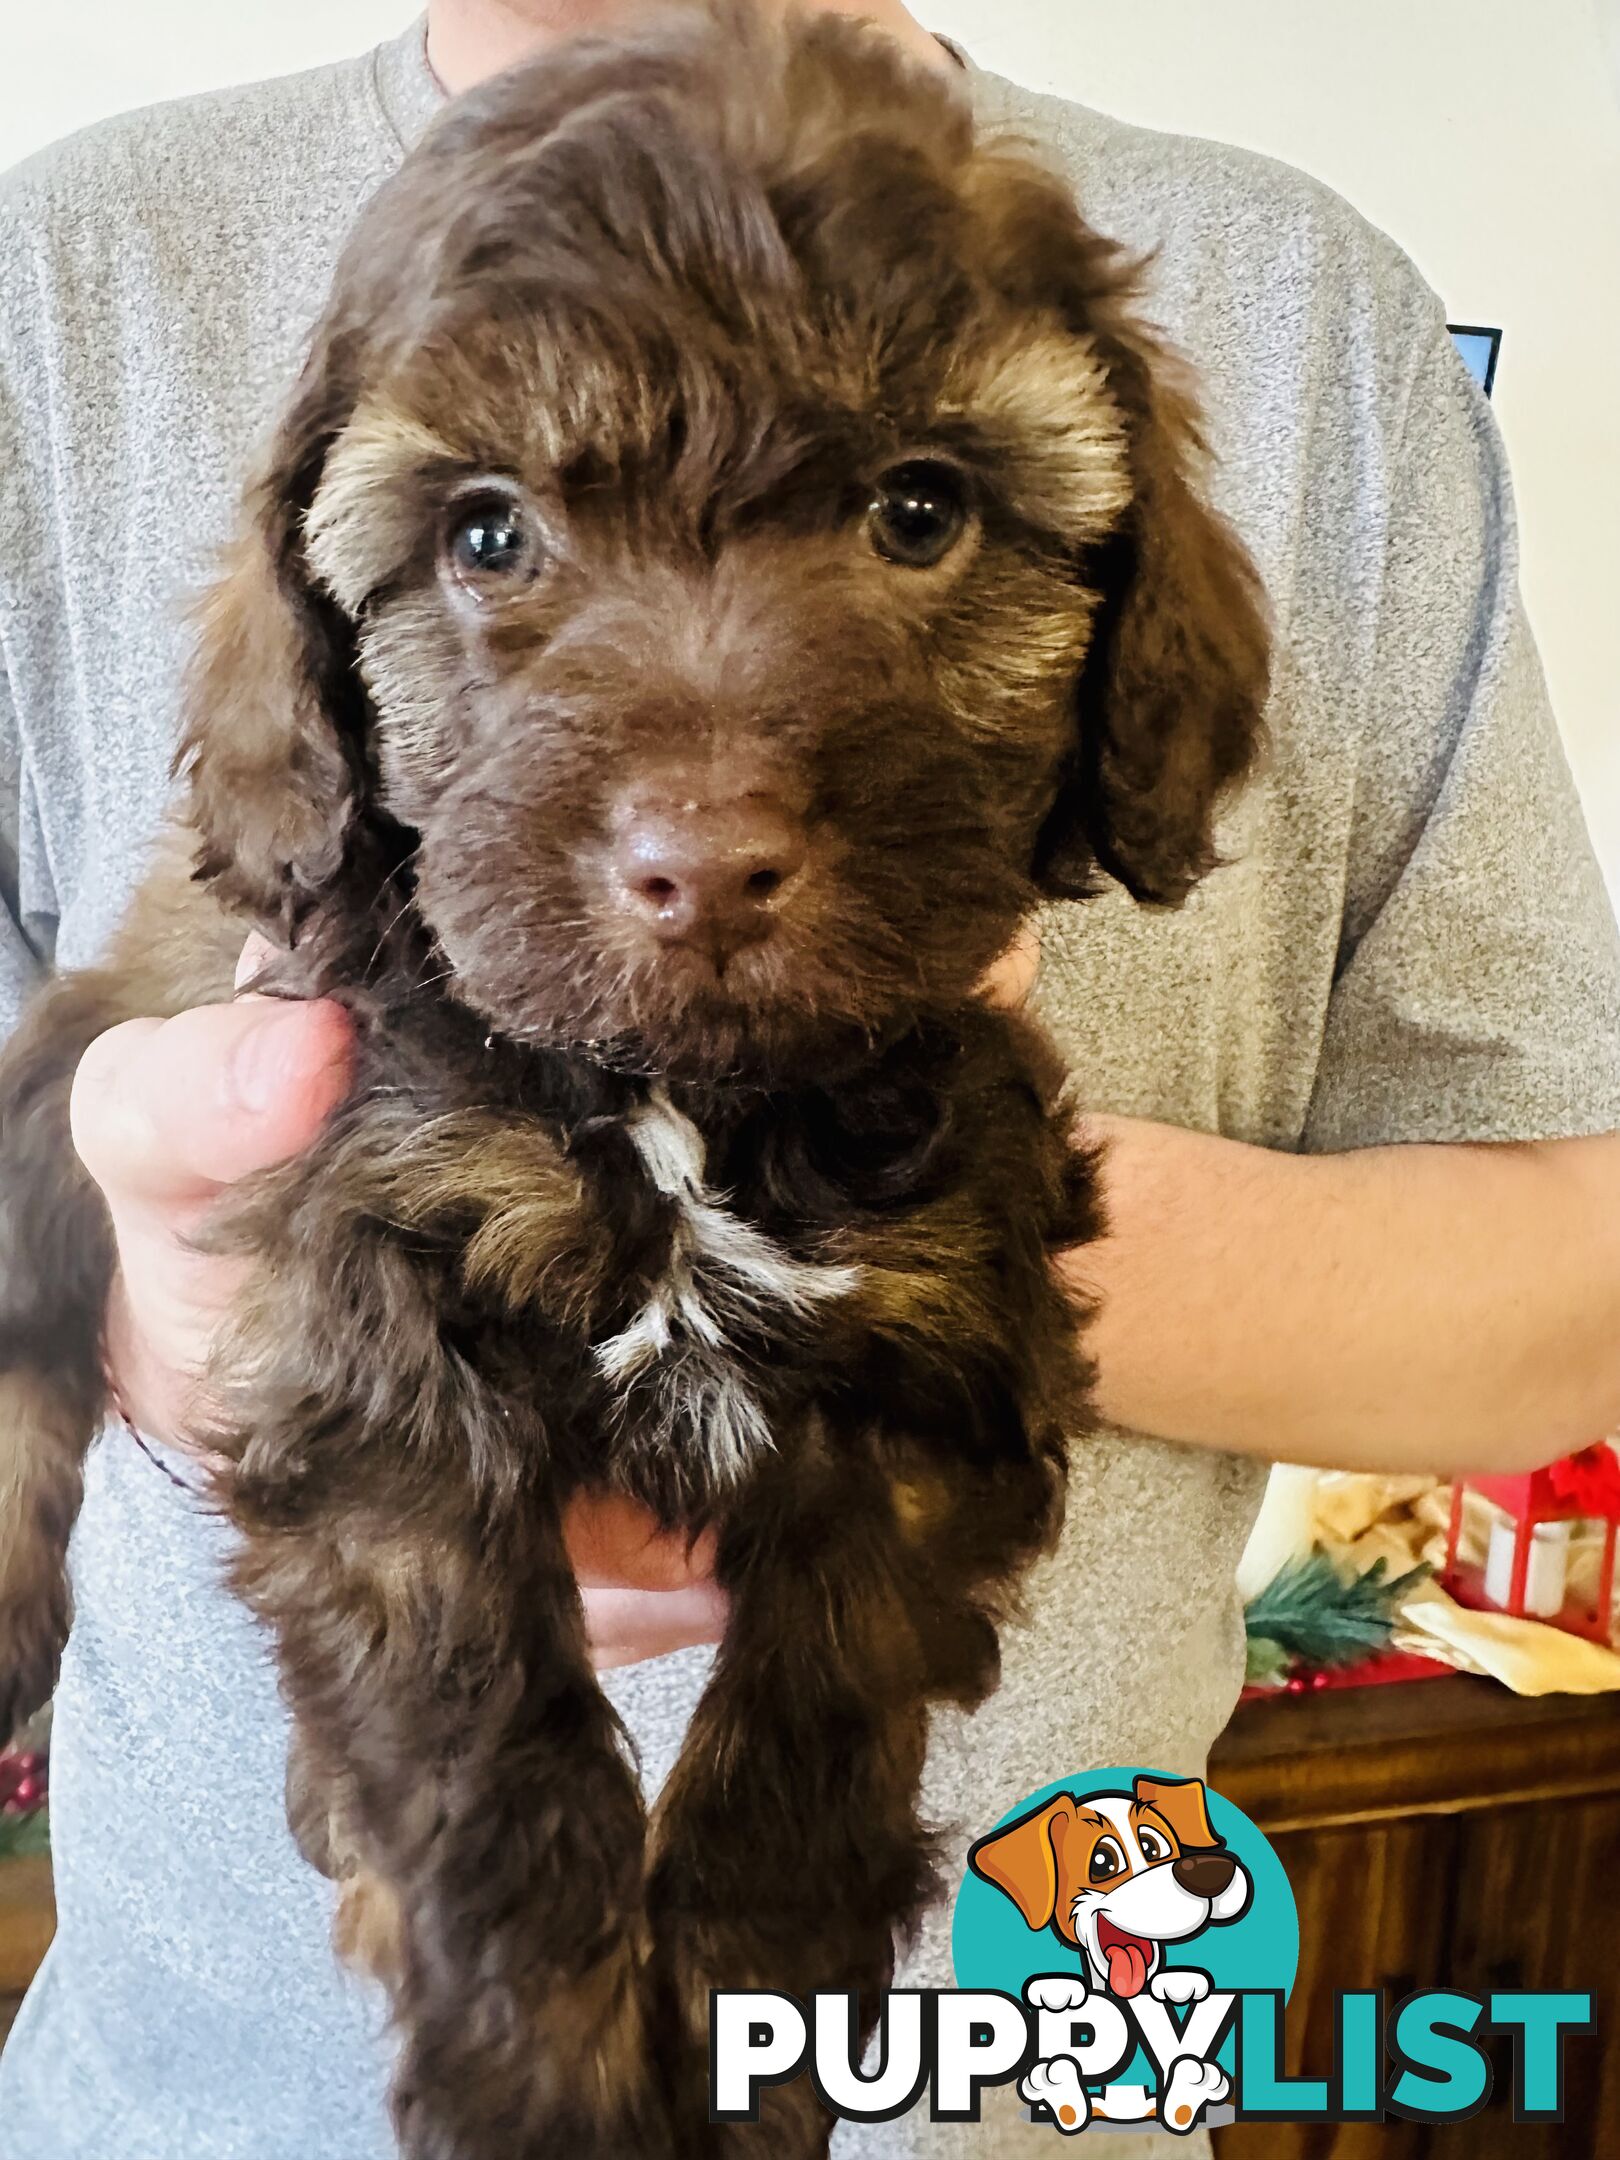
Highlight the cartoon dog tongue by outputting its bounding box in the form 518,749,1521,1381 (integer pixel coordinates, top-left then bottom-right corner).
1097,1920,1152,1998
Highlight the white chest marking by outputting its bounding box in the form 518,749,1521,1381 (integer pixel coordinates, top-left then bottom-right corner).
592,1089,860,1481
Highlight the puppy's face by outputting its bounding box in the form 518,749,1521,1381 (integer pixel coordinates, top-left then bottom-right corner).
1061,1794,1243,1998
182,8,1268,1080
304,247,1129,1075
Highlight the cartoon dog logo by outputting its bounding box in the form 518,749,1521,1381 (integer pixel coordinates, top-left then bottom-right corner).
968,1775,1252,2135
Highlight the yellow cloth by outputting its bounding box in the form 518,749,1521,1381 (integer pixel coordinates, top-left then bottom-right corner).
1257,1468,1620,1696
1395,1577,1620,1695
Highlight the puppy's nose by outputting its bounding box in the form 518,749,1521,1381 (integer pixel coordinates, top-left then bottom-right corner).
613,796,806,957
1171,1852,1237,1900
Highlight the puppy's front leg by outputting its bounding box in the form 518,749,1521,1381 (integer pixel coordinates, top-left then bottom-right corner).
230,1472,670,2160
0,843,257,1739
648,1437,1061,2159
208,1127,673,2160
0,970,138,1739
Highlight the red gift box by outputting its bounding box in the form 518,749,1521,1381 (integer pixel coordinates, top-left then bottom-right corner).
1442,1444,1619,1646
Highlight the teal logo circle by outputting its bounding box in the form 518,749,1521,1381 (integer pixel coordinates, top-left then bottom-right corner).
952,1767,1298,2089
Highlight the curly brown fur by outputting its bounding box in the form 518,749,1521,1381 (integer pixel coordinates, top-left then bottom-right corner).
0,6,1268,2155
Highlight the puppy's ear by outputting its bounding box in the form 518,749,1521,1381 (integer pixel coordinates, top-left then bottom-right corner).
176,334,367,936
968,1794,1079,1933
968,162,1270,907
1036,317,1270,907
1134,1775,1222,1852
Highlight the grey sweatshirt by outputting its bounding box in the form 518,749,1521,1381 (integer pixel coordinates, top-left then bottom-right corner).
1,19,1618,2160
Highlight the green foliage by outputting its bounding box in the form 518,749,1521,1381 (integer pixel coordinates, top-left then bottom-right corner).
0,1805,48,1864
1244,1634,1294,1689
1245,1547,1429,1678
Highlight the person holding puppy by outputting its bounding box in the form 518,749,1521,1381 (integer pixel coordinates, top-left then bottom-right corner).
2,2,1618,2157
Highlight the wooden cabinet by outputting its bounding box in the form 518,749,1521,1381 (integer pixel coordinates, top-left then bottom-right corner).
0,1851,52,2046
1210,1676,1620,2160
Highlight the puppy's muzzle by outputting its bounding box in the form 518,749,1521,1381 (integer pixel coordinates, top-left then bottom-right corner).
612,789,807,965
1171,1852,1238,1899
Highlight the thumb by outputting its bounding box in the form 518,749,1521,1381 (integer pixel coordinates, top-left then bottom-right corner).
70,996,355,1213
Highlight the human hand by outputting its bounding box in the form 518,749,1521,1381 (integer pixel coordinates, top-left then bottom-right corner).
565,1493,729,1671
70,936,355,1445
70,939,725,1669
978,924,1039,1010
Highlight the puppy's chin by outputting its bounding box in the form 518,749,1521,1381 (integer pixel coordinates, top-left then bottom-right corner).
577,1018,894,1089
482,986,907,1090
424,899,962,1086
436,948,896,1087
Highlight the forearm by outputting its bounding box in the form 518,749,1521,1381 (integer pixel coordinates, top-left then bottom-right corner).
1073,1117,1620,1475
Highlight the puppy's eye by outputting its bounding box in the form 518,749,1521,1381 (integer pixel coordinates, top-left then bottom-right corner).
867,460,969,569
1089,1837,1127,1884
1138,1830,1169,1864
445,496,536,588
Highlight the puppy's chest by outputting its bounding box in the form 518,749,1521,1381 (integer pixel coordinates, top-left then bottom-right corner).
585,1089,860,1484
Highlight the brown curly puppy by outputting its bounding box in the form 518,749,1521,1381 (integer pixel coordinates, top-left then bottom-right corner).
0,5,1267,2154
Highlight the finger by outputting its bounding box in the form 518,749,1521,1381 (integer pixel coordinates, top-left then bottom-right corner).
976,924,1040,1010
70,998,355,1210
564,1491,719,1593
234,932,279,993
583,1581,732,1672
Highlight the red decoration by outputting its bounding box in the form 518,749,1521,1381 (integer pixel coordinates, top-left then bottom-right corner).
1443,1442,1619,1646
1238,1649,1454,1706
1545,1444,1620,1516
0,1746,48,1818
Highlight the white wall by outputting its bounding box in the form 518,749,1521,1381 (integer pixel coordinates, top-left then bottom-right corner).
7,1,1620,889
8,6,404,160
933,0,1620,895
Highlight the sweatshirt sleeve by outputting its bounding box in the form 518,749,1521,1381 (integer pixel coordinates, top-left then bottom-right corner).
1303,320,1620,1150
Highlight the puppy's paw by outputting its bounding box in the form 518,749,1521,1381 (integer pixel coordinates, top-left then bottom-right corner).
1159,2056,1230,2136
1024,1972,1090,2014
1020,2058,1091,2135
653,1906,842,2159
1150,1965,1211,2007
